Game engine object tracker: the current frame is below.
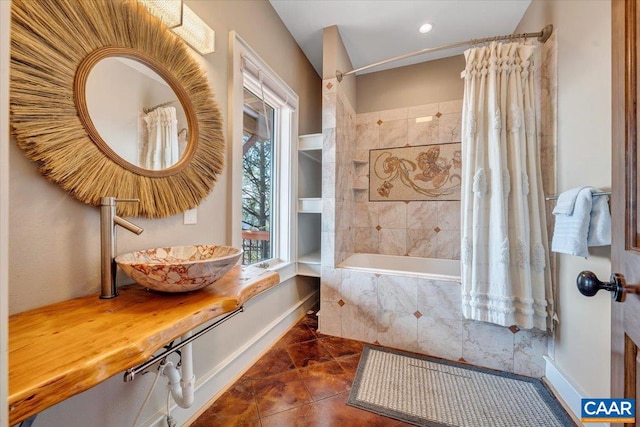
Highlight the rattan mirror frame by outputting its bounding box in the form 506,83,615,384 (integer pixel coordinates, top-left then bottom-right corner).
10,0,224,218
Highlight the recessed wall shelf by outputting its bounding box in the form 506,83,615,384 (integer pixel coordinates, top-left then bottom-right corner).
353,160,369,191
298,197,322,213
298,133,322,151
298,249,321,264
298,250,321,277
300,150,322,163
298,263,320,277
297,133,322,278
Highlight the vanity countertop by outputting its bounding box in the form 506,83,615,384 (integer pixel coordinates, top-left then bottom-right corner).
8,265,279,425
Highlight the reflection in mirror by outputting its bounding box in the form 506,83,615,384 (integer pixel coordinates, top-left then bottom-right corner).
85,57,189,171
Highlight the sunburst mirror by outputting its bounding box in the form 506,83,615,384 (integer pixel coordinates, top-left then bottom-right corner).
10,0,224,218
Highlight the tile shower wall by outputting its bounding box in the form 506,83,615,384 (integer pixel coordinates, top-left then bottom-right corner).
319,39,556,379
353,101,463,259
320,86,547,378
537,32,558,293
322,78,357,267
319,269,547,378
536,29,558,359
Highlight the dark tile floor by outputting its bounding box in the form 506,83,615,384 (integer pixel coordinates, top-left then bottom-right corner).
191,308,412,427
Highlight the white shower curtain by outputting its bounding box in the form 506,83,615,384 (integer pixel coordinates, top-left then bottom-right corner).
460,42,553,331
141,106,180,170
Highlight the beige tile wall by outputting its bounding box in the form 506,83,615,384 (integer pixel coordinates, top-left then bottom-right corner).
322,77,358,266
353,101,463,259
318,39,556,379
319,267,547,377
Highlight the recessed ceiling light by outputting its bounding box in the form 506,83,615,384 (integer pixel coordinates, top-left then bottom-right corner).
419,23,433,34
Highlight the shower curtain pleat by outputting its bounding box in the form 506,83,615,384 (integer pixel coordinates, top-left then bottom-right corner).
461,42,553,331
141,106,180,170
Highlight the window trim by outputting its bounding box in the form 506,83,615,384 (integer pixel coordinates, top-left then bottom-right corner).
229,31,298,268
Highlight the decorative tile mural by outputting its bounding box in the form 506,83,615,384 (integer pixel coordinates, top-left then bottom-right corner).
348,101,463,259
369,143,462,201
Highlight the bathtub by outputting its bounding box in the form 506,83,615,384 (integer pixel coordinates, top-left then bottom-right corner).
337,253,460,282
322,253,545,378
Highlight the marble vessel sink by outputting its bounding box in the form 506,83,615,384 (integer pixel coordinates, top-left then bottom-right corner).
115,245,243,293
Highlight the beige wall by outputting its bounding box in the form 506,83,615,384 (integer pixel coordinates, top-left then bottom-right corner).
9,0,321,314
1,1,10,425
356,55,465,113
323,25,357,111
517,0,612,399
7,0,321,425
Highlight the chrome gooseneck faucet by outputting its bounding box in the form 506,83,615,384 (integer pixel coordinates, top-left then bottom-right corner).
100,197,143,299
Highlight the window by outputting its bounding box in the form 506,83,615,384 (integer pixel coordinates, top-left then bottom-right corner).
230,32,298,273
242,88,274,264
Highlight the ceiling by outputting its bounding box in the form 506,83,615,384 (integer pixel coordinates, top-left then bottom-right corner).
269,0,532,77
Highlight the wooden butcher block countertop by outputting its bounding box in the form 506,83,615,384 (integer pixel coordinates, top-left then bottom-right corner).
8,266,279,425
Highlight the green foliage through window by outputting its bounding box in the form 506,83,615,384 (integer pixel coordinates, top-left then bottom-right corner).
241,88,274,265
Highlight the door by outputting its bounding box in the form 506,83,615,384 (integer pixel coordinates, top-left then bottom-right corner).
612,0,640,425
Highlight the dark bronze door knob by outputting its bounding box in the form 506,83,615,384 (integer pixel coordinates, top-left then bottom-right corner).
576,271,639,302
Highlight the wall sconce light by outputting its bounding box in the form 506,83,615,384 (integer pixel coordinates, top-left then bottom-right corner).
138,0,215,55
172,4,215,55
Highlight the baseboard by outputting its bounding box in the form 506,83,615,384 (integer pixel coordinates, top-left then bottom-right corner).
544,356,605,427
145,288,318,427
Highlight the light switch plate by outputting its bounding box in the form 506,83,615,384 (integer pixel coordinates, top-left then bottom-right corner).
183,208,197,225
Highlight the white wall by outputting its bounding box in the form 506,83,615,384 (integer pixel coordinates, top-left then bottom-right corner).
7,0,321,426
517,0,612,400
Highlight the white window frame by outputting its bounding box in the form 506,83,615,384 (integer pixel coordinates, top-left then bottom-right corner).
229,31,298,280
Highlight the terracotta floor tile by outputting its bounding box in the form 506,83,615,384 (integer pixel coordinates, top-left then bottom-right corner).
286,340,334,368
260,396,411,427
301,392,402,427
298,360,353,401
192,314,405,426
260,403,316,427
278,322,318,346
243,345,296,380
190,380,259,426
336,354,362,382
190,415,261,427
253,369,313,417
318,335,366,359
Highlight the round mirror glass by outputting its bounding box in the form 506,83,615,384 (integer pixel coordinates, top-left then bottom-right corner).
85,57,189,171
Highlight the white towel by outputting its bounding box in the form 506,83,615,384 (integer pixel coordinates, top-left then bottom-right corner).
587,193,612,247
552,187,586,215
551,187,611,257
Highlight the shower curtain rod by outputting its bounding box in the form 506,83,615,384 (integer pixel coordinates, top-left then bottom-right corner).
336,24,553,82
143,100,177,114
